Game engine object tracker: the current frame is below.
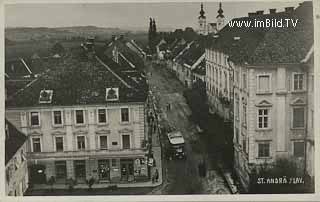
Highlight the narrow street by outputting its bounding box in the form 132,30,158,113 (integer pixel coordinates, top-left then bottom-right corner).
146,62,230,194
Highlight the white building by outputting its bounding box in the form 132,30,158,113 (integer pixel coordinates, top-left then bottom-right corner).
205,2,314,192
6,52,150,185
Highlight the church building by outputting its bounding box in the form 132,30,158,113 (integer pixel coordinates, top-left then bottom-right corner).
198,2,225,35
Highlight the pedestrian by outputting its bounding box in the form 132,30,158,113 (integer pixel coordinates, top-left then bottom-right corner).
154,169,159,182
153,123,157,133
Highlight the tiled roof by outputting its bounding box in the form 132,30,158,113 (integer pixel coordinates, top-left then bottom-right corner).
176,36,207,66
103,39,145,70
5,119,27,165
192,60,206,76
249,2,313,64
5,57,61,79
208,1,313,65
6,51,148,108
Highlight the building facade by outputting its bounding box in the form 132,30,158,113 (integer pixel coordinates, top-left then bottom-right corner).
6,50,150,185
205,2,314,192
5,120,29,196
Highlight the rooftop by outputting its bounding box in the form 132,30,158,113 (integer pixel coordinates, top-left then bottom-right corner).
6,49,148,108
208,1,313,65
5,119,28,165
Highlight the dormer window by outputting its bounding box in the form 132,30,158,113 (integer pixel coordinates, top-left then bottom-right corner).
106,88,119,101
39,89,53,104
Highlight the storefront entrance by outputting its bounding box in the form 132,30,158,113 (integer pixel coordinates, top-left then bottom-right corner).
74,160,86,183
98,159,110,181
55,161,67,183
120,159,134,181
29,164,46,184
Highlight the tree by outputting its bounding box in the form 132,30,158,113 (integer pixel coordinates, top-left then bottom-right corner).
52,42,65,56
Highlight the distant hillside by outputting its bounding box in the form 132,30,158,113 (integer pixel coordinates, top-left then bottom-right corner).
5,26,132,42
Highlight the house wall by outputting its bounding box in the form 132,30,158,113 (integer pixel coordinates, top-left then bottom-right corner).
306,63,314,182
6,102,148,183
5,142,29,196
234,64,309,191
205,48,233,120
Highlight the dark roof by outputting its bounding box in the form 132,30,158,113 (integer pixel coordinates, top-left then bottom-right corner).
103,38,145,70
176,41,205,66
192,59,206,75
5,119,27,165
209,1,313,65
6,51,148,108
6,57,61,79
249,2,313,64
5,59,30,79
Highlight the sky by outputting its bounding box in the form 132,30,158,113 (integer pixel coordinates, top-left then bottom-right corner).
5,1,301,30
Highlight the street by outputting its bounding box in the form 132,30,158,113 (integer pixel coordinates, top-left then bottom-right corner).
146,62,230,194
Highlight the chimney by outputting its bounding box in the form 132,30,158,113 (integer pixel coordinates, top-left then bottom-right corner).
285,7,294,12
256,10,264,15
248,12,256,17
269,9,276,14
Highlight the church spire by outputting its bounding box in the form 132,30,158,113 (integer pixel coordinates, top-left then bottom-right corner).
199,3,206,19
217,2,224,18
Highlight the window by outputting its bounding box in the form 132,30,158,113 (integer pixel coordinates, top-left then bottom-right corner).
77,136,85,150
224,72,228,90
30,112,40,126
235,99,239,120
258,142,270,157
100,136,108,149
242,139,247,154
243,73,247,89
111,159,117,167
121,108,129,122
257,75,270,92
243,105,247,126
292,107,305,128
122,135,130,149
53,111,63,125
235,128,239,144
235,70,240,84
98,109,107,124
293,141,304,157
32,138,41,152
258,109,269,129
293,73,304,91
55,137,64,152
75,110,84,125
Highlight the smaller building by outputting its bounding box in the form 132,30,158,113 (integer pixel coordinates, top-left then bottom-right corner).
5,119,29,196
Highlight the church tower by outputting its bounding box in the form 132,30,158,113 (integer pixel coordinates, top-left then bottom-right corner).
216,2,225,31
198,3,207,35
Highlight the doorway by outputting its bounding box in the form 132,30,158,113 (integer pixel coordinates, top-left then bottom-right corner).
29,164,46,184
74,160,86,183
120,159,134,181
55,161,67,183
98,159,110,181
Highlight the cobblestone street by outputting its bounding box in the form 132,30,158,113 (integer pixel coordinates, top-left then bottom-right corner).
146,62,230,194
